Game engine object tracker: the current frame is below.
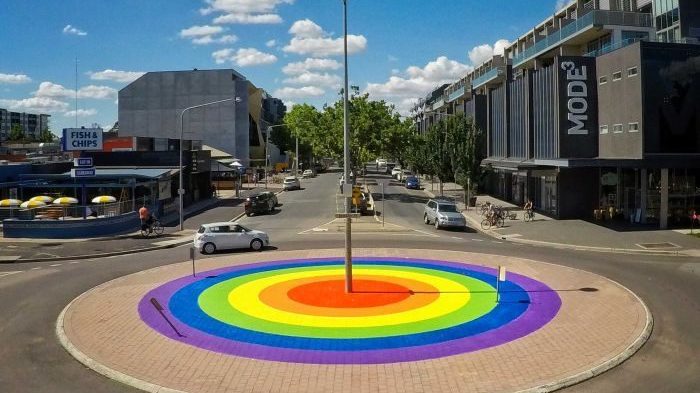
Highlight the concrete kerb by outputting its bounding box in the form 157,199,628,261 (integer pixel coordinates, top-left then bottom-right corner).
56,276,187,393
55,249,654,393
516,270,654,393
423,189,686,257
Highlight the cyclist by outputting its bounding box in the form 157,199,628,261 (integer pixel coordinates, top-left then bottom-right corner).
139,205,153,233
524,199,534,220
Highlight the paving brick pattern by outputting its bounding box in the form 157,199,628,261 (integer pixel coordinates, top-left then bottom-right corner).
60,249,648,393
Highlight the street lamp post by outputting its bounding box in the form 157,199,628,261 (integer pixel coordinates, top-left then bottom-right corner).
342,0,353,293
179,97,240,231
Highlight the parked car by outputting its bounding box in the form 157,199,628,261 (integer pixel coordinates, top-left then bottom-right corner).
244,192,277,216
194,223,269,254
302,169,315,178
283,176,301,190
405,176,420,189
423,199,467,230
398,170,413,182
391,166,403,178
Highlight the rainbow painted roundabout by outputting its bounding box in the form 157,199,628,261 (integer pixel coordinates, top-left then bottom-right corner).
140,257,560,364
59,249,653,393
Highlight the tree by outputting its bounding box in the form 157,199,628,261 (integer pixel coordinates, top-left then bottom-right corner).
268,123,293,154
425,119,454,196
8,124,25,141
39,127,55,143
446,115,487,204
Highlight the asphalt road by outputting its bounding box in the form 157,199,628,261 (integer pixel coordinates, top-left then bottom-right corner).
0,168,698,392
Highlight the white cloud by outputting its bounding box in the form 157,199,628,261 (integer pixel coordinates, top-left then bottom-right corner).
180,25,238,45
212,48,277,66
283,100,296,109
192,34,238,45
0,97,70,113
283,19,367,57
214,13,282,24
365,56,472,115
266,39,276,47
288,19,324,39
555,0,570,11
0,73,31,84
282,58,342,75
273,86,325,99
468,39,510,66
64,109,97,118
62,24,87,36
34,81,117,100
180,25,224,37
203,0,292,25
88,69,145,83
212,48,235,64
283,72,341,88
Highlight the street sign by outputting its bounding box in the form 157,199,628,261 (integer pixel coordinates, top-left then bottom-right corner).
62,128,103,151
70,168,96,178
74,157,93,167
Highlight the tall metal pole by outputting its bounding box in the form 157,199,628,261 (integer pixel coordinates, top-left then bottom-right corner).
179,97,237,231
295,136,299,175
265,126,270,189
342,0,353,293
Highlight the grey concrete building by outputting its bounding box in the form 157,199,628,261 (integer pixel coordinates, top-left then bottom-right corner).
0,109,50,142
118,69,255,165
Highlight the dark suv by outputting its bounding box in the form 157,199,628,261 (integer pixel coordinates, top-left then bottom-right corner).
245,192,278,216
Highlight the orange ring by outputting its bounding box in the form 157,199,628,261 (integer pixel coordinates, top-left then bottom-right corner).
258,274,440,317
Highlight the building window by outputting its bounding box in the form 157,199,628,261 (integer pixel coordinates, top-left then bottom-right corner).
612,71,622,81
627,66,638,77
628,122,639,132
613,124,624,133
600,125,609,134
599,76,608,85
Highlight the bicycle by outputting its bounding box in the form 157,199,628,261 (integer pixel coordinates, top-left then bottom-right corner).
523,209,535,222
480,212,504,230
141,217,164,237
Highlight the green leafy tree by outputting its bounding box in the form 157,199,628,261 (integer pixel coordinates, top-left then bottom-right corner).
8,124,25,141
268,123,293,154
446,115,487,204
39,127,55,143
425,120,454,196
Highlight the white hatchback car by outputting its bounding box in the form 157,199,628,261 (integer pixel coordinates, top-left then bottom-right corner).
283,176,301,190
194,223,269,254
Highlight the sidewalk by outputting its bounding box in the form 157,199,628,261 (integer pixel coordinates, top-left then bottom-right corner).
422,180,700,256
0,185,282,262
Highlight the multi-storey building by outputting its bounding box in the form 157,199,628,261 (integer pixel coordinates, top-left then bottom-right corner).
0,109,50,142
414,0,700,228
118,69,285,166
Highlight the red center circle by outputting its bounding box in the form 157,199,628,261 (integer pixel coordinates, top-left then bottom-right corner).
287,279,412,308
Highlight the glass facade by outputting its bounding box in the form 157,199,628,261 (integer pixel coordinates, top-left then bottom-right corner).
654,0,680,41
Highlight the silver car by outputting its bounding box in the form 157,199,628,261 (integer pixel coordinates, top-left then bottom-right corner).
283,176,301,190
423,199,466,230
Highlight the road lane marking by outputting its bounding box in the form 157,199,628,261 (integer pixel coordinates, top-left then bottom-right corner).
69,261,81,264
471,239,484,242
0,271,22,278
492,241,503,244
49,263,62,267
30,267,41,270
451,236,461,240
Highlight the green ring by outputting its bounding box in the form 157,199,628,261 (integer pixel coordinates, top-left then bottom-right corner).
198,264,497,339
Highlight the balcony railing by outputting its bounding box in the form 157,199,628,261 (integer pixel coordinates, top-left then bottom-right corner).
512,10,652,66
447,86,466,102
432,98,446,110
471,67,503,89
583,36,700,57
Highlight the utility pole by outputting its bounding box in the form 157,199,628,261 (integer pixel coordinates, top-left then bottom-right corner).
342,0,353,293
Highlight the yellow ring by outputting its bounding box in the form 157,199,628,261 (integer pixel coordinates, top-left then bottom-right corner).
227,268,470,328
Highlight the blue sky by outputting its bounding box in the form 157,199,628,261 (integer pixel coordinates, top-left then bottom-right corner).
0,0,563,134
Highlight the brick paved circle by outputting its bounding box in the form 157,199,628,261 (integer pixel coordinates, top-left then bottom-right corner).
58,249,652,393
